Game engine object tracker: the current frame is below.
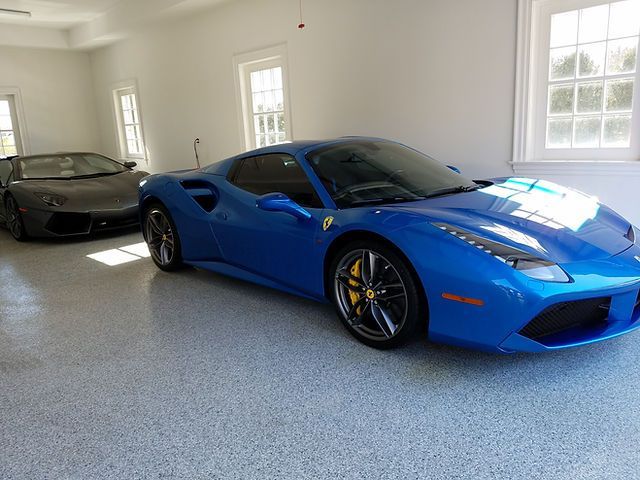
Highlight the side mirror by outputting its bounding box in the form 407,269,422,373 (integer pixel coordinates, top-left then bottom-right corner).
447,165,461,174
256,192,312,221
123,161,137,168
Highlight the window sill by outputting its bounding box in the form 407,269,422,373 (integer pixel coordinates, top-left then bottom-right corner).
510,160,640,176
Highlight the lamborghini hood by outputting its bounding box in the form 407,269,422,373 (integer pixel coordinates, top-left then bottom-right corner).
14,170,147,211
388,177,635,263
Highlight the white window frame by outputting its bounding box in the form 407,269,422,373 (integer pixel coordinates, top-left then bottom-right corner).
233,44,293,151
112,80,147,162
0,87,29,158
513,0,640,176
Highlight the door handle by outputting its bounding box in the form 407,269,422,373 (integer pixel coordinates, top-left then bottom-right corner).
216,211,228,221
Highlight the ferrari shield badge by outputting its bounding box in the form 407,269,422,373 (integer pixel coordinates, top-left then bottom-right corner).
323,216,334,231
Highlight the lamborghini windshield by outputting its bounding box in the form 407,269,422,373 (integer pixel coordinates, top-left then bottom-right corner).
306,141,478,208
19,154,128,180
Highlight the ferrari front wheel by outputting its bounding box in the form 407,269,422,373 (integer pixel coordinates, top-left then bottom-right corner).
330,241,424,349
144,204,183,271
5,195,28,241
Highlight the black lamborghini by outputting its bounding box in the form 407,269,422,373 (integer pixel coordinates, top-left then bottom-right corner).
0,152,148,240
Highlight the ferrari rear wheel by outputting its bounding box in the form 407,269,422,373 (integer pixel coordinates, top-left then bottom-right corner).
330,241,424,349
144,204,183,271
5,195,28,242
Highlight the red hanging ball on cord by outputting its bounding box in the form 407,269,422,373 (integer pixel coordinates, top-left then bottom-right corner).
298,0,305,29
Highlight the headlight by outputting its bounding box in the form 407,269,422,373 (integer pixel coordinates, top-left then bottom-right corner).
34,192,67,207
433,222,571,283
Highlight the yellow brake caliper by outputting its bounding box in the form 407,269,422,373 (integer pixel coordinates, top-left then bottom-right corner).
349,259,363,315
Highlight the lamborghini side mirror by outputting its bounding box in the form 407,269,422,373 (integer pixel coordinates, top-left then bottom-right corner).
123,161,137,168
256,192,312,221
447,165,461,174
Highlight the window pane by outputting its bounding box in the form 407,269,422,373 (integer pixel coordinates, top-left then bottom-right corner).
0,100,9,116
278,133,286,143
608,0,640,39
3,145,17,156
273,67,283,89
605,78,634,111
0,115,13,131
550,47,577,80
578,42,606,77
266,114,275,133
262,69,273,91
573,116,601,147
551,10,578,47
576,81,603,113
125,125,138,141
1,131,16,148
263,91,275,112
252,92,264,113
275,90,284,111
547,118,573,147
548,84,574,114
123,109,138,125
579,4,609,44
120,94,132,110
277,113,285,133
250,71,262,92
603,114,632,147
268,133,277,145
606,37,637,75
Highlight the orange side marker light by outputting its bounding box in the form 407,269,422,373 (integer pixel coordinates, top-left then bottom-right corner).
442,293,485,307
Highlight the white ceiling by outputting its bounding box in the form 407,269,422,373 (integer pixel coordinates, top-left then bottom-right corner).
0,0,231,49
0,0,121,28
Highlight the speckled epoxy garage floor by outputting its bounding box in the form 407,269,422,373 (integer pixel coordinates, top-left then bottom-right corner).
1,228,640,480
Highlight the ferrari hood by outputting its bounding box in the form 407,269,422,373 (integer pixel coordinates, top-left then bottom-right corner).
388,177,634,263
14,171,147,210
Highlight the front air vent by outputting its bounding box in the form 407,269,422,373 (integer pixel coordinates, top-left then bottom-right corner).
520,297,610,340
180,180,218,213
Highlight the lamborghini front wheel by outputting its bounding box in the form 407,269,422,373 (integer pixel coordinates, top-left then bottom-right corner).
330,241,424,349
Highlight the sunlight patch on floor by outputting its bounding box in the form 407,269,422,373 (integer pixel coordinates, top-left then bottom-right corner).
86,242,150,266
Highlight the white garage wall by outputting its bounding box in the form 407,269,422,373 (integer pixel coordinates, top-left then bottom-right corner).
0,46,99,154
89,0,517,176
88,0,638,225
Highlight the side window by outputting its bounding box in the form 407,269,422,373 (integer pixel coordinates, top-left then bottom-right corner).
0,161,13,186
230,154,322,208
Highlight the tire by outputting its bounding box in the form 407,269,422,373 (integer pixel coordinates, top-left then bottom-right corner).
143,203,183,271
329,240,425,349
5,195,28,242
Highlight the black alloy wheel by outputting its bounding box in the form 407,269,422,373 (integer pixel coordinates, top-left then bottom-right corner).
330,241,424,348
144,205,183,271
5,195,27,241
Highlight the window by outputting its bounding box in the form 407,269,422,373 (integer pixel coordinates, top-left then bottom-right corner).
0,160,14,186
514,0,640,167
229,154,322,208
234,45,292,151
0,95,23,159
113,84,146,160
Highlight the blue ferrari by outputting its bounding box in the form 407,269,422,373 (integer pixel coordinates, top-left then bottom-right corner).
138,138,640,352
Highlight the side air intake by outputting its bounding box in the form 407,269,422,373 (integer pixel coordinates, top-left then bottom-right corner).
180,180,219,213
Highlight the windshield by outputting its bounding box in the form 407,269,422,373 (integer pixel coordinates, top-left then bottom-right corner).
19,154,128,180
306,141,477,208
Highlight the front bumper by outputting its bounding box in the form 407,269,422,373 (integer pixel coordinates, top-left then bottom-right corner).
498,284,640,353
426,245,640,353
22,205,140,237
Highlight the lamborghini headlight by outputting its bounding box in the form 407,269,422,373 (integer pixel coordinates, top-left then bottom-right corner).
433,222,571,283
34,192,67,207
